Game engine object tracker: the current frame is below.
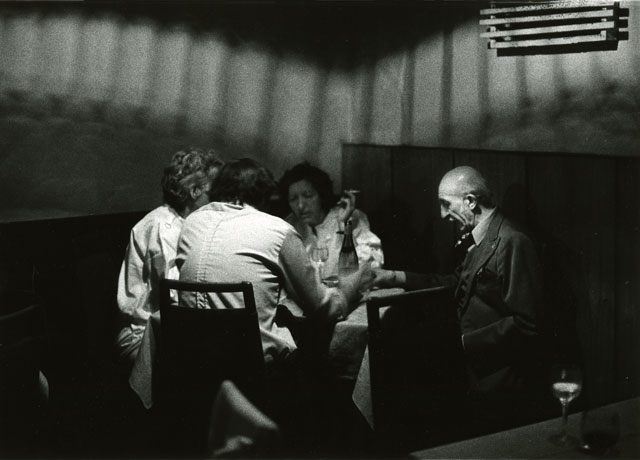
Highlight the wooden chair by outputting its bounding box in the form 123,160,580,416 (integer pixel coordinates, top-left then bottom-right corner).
366,286,468,453
0,300,46,343
156,278,266,456
0,302,47,454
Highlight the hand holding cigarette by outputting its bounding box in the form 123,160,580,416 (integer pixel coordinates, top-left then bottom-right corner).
336,189,359,224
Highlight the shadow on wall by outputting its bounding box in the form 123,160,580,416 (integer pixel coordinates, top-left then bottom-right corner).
0,91,185,222
0,2,480,222
0,89,295,222
481,83,640,155
60,2,478,72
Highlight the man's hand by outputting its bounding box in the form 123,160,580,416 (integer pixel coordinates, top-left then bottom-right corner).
357,263,375,293
338,263,373,305
372,268,400,288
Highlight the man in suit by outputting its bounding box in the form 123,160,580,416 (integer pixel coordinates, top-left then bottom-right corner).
374,165,552,434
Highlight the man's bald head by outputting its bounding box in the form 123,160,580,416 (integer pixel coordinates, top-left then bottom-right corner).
439,166,494,209
438,166,495,231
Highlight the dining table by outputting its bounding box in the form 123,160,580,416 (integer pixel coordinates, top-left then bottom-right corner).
410,396,640,459
128,288,401,410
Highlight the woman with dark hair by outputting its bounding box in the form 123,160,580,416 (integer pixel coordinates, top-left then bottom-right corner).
176,158,370,363
115,147,224,367
279,162,383,279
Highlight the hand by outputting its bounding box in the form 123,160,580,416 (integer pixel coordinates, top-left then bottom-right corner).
336,190,357,225
372,268,398,288
338,263,373,304
326,299,349,323
357,262,375,293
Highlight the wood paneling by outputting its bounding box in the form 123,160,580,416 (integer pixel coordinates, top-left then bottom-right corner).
616,158,640,400
343,144,639,406
454,149,528,228
342,144,451,273
391,147,451,273
527,154,617,406
343,145,392,263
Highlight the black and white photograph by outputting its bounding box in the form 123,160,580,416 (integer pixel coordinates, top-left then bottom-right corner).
0,0,638,458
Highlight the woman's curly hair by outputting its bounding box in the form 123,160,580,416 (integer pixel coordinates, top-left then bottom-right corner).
278,162,335,214
161,147,224,213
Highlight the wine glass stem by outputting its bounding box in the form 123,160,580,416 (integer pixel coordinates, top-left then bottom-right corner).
560,402,569,440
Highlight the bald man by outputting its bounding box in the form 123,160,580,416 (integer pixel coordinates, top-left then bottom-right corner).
374,166,551,434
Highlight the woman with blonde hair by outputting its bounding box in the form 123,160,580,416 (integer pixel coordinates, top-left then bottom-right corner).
115,147,224,367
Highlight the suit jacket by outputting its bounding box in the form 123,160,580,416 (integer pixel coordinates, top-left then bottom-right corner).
405,211,547,399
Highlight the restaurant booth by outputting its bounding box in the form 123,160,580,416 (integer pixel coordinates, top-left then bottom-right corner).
0,1,639,458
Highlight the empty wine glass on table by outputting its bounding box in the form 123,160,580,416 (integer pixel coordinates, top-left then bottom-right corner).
549,363,583,447
311,245,329,281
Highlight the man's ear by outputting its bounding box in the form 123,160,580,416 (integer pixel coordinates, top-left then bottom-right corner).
190,186,203,200
463,194,478,210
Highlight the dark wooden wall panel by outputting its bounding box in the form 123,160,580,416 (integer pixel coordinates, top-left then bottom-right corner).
616,158,640,399
343,145,393,263
342,143,639,406
527,155,617,406
343,145,452,273
454,150,528,227
391,147,451,273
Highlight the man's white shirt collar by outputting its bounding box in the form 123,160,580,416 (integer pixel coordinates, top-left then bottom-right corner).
470,208,497,249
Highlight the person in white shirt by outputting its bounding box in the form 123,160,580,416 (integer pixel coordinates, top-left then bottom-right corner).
176,158,371,364
115,148,224,367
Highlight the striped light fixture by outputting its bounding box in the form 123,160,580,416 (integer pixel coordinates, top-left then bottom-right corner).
480,1,629,56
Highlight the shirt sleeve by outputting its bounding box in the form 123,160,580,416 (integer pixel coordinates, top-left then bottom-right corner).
117,229,152,324
278,230,350,322
148,219,181,309
351,209,385,268
403,270,459,290
156,222,180,281
117,216,180,324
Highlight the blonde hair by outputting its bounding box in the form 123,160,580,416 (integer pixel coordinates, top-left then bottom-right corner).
161,147,224,212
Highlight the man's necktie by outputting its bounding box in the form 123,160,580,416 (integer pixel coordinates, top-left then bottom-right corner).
454,232,474,252
453,232,475,260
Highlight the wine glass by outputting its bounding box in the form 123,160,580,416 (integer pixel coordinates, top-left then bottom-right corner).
549,363,583,446
311,245,329,280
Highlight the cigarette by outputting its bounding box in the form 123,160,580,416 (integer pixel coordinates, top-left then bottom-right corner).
344,189,361,194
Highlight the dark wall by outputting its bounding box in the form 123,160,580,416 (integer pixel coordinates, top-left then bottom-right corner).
0,210,146,455
343,144,640,407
